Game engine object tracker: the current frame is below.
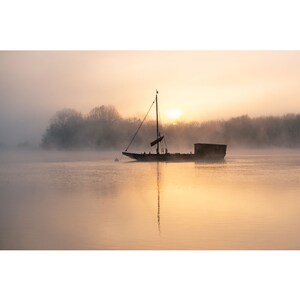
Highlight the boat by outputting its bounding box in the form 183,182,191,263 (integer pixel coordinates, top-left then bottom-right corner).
122,90,227,162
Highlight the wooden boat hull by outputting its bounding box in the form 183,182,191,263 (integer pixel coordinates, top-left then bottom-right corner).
122,148,226,162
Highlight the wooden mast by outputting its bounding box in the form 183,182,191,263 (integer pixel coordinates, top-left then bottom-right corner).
156,90,159,154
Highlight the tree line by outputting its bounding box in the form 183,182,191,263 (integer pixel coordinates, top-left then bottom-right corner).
41,105,300,150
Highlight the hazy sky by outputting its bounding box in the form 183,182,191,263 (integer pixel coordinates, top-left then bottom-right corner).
1,51,300,146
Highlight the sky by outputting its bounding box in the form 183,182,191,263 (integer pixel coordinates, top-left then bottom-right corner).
1,51,300,146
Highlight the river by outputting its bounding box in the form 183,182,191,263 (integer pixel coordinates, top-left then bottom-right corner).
1,150,300,249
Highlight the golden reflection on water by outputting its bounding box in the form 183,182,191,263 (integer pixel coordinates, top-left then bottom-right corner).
1,154,300,249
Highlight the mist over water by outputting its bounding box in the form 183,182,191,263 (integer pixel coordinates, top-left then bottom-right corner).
1,149,300,250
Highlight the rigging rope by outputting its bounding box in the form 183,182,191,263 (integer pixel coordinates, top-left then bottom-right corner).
124,100,155,152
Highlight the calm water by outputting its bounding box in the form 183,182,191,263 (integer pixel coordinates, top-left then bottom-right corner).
1,151,300,249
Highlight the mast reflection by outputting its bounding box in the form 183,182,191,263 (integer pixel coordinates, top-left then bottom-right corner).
156,162,161,233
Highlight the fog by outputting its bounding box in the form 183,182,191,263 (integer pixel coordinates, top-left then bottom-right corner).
36,105,300,153
0,149,120,164
1,100,300,154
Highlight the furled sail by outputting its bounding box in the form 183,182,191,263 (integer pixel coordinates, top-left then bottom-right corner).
150,136,164,147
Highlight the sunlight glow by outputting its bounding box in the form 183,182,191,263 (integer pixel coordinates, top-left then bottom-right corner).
166,109,183,122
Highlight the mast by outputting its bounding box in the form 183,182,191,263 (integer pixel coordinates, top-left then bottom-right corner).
156,90,159,154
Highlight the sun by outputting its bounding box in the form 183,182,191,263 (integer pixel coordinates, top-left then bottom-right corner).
166,109,183,123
